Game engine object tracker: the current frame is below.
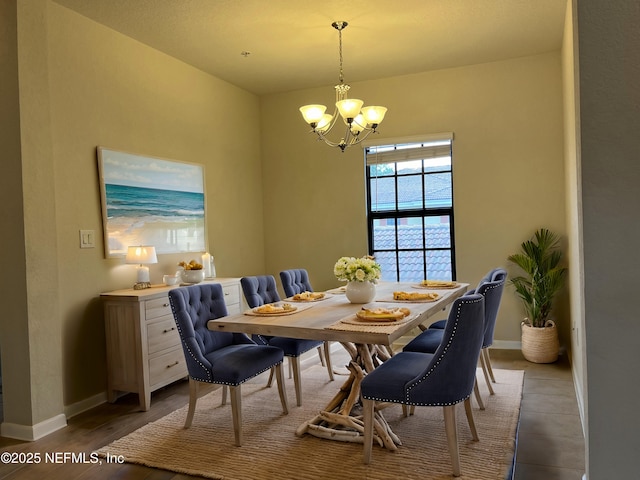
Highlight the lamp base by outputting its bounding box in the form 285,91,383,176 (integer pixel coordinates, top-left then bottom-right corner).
133,281,152,290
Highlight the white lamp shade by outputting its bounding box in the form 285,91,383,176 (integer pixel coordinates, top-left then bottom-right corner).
350,114,366,134
336,98,364,120
316,114,333,132
361,106,388,125
126,245,158,265
299,104,327,125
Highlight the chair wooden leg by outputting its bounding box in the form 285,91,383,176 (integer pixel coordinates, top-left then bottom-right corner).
363,398,375,464
229,385,243,446
221,385,228,406
479,352,495,395
473,379,485,410
266,367,275,387
443,405,461,477
274,362,289,414
409,405,416,416
184,378,199,429
317,345,326,366
483,348,496,383
291,356,303,406
323,342,334,381
463,398,479,441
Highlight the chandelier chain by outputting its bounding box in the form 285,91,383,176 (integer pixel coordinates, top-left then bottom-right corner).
338,24,344,84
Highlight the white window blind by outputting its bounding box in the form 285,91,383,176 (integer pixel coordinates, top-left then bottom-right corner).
364,132,453,165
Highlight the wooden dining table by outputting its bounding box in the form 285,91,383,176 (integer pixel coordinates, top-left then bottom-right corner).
207,280,468,449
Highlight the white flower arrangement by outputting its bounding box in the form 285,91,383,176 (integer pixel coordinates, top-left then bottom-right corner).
334,256,382,283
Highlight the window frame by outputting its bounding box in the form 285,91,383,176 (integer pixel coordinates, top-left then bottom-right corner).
363,133,456,282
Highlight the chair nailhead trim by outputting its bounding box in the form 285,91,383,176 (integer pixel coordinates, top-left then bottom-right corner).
363,296,484,406
170,294,283,386
169,298,214,383
190,363,282,386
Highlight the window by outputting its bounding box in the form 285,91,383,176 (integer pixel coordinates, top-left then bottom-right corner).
364,133,455,282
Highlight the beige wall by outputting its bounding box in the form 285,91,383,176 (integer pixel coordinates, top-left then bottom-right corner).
0,0,36,428
3,0,568,436
6,0,65,435
562,0,586,428
47,4,266,408
577,0,640,476
260,52,567,347
2,0,265,432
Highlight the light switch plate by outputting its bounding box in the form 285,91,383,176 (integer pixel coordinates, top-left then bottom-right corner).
80,229,95,248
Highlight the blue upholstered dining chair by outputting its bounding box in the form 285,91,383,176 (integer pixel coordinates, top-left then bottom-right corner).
403,270,507,408
279,268,334,382
360,294,485,476
240,275,333,407
168,283,289,446
279,268,313,297
422,268,507,395
476,268,506,390
427,267,506,330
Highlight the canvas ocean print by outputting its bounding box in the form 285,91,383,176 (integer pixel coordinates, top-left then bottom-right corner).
98,148,206,257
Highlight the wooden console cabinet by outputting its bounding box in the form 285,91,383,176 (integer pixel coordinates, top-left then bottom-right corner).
101,278,244,410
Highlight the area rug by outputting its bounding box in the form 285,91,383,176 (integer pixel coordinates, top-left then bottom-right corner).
96,365,523,480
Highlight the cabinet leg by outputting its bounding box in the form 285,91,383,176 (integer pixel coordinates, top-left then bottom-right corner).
140,390,151,411
107,389,118,403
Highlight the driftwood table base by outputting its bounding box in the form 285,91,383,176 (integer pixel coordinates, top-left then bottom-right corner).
295,342,401,450
209,282,469,449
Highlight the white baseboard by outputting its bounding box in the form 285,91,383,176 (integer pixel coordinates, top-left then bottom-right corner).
0,392,109,441
64,391,108,419
492,340,522,350
1,413,67,441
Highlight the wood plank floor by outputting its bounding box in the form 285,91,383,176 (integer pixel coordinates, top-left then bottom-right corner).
0,348,585,480
0,378,217,480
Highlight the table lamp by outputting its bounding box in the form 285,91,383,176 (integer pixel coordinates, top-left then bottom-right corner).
126,245,158,290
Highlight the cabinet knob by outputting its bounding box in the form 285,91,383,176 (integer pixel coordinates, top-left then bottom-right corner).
166,361,179,368
163,303,170,307
163,327,176,333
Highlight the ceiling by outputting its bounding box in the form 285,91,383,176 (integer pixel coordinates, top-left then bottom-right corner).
52,0,567,96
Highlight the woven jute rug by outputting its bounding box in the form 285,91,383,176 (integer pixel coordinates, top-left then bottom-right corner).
96,365,523,480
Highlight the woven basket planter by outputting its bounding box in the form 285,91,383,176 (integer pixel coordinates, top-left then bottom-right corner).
521,320,559,363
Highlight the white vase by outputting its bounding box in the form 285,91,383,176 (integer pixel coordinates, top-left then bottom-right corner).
181,269,205,284
345,281,376,304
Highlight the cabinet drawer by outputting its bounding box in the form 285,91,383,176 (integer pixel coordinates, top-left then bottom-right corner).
226,304,241,316
149,347,187,388
145,296,172,320
102,278,241,411
222,283,240,306
147,316,181,354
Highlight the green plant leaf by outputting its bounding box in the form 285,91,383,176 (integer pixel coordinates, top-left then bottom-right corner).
507,228,566,327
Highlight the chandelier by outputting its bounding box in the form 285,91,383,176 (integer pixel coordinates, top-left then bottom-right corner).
299,21,387,152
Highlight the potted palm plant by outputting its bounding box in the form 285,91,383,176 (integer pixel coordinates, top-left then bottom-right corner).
507,228,567,363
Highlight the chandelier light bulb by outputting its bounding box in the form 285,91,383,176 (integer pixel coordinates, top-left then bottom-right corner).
299,104,327,126
350,114,366,134
336,98,364,121
361,106,388,126
316,114,333,132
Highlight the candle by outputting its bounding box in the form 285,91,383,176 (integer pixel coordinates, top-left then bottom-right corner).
210,255,216,278
202,252,211,277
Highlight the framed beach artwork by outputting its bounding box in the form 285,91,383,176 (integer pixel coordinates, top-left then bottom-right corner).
97,147,206,258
